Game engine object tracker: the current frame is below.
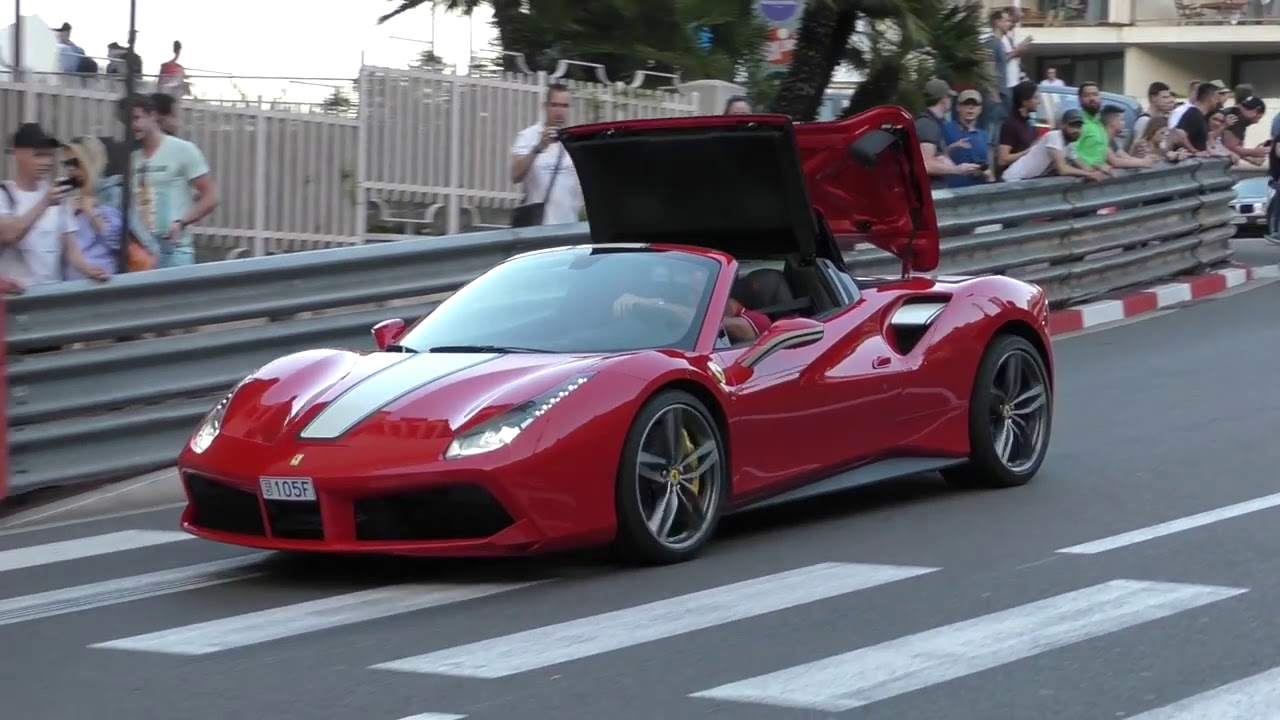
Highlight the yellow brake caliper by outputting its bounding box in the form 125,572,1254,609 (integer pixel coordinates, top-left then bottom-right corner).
680,429,700,495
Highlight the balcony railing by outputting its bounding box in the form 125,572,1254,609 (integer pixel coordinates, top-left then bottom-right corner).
1136,0,1280,25
1002,0,1280,24
1008,0,1113,25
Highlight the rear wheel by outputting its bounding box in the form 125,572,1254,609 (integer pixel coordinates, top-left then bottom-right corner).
942,334,1052,489
613,389,727,564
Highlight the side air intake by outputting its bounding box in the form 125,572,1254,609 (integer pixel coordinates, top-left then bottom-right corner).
888,297,949,354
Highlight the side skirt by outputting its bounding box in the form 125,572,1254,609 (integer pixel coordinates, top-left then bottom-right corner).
728,456,966,515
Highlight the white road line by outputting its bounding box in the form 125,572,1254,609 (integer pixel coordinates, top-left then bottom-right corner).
1125,666,1280,719
394,714,467,720
1056,492,1280,554
371,562,938,679
0,554,268,626
0,530,194,573
690,579,1246,713
90,581,540,656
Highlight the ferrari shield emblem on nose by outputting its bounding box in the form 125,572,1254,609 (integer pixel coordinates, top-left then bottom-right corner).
289,453,304,467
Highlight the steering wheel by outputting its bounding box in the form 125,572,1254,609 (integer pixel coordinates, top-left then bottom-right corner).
622,301,688,334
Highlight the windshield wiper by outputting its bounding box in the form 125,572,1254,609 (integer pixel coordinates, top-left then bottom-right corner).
383,344,417,353
426,344,548,354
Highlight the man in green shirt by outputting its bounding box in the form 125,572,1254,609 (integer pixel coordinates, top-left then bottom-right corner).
1073,82,1110,168
1072,82,1156,175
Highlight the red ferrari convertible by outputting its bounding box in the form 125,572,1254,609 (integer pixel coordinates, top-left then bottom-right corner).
177,107,1054,565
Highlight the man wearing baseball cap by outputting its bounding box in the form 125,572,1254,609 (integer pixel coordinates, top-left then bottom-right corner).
0,123,108,288
940,89,994,187
1221,96,1269,164
916,78,984,189
1001,107,1105,183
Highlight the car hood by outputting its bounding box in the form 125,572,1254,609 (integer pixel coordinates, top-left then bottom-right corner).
219,349,604,445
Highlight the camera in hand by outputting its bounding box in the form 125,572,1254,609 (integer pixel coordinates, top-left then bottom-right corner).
56,176,83,190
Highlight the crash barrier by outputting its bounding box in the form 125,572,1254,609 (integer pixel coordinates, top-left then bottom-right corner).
0,158,1236,500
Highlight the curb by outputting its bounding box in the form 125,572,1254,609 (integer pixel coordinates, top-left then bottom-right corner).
1048,263,1280,335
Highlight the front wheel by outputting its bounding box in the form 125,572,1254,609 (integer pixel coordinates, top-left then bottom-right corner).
613,389,728,564
942,334,1052,489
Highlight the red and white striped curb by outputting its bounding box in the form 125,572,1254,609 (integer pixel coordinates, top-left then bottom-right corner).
1049,264,1280,335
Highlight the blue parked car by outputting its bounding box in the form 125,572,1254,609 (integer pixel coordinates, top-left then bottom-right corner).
1035,84,1142,148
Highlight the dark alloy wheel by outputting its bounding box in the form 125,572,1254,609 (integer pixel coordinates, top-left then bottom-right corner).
943,334,1052,489
613,389,727,564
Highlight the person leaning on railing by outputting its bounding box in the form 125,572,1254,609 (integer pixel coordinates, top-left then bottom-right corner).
1266,132,1280,244
1129,117,1191,164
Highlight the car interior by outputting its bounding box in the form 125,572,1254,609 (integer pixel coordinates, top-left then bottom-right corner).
716,253,861,348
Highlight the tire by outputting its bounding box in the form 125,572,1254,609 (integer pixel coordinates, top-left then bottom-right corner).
613,389,728,564
942,334,1052,489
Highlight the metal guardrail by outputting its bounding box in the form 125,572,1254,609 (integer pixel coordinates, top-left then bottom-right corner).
0,159,1238,500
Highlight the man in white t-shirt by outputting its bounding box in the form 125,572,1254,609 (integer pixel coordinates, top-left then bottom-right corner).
1001,108,1105,183
0,123,107,289
1167,80,1201,131
509,83,582,226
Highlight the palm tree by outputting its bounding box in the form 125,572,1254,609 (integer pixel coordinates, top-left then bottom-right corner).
375,0,766,86
769,0,990,121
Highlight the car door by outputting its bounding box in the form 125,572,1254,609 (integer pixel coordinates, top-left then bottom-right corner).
711,301,903,499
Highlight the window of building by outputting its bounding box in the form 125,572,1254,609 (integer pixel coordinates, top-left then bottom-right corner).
1032,53,1124,93
1234,55,1280,98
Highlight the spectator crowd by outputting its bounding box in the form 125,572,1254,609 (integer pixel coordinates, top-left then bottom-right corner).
54,21,188,95
1,91,217,294
914,6,1276,195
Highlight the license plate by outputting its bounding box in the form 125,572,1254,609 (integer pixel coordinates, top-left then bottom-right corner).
260,477,316,501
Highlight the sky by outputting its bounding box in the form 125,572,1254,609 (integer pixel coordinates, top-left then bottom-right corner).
10,0,497,102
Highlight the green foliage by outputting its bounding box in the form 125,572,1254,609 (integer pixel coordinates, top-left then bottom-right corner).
376,0,767,88
769,0,990,121
320,88,353,113
844,0,991,116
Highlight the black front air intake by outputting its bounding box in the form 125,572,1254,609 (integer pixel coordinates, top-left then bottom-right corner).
354,484,514,541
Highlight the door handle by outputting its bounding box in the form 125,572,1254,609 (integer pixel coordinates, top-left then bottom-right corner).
873,356,892,369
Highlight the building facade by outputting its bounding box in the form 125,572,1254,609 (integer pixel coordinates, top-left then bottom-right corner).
992,0,1277,140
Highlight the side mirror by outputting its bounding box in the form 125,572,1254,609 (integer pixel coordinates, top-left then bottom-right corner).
732,317,824,372
372,318,407,351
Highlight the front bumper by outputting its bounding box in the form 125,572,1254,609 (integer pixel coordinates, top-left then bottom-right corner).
177,436,615,557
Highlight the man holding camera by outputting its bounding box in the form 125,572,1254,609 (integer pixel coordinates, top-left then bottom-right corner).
0,123,108,289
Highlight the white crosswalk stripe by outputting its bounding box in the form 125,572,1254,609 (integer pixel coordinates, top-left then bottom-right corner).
690,579,1248,712
0,553,268,626
0,530,193,573
91,580,543,655
2,520,1278,718
370,562,939,678
1124,666,1280,719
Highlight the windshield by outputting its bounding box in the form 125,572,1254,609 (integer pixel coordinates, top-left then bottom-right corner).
397,247,720,354
1235,177,1270,198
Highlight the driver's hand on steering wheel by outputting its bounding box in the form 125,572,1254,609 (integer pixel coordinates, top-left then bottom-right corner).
613,293,657,318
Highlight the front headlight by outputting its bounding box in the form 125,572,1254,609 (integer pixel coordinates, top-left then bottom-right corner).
189,380,247,454
445,373,594,459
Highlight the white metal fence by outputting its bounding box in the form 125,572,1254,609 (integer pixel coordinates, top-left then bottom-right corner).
0,66,701,257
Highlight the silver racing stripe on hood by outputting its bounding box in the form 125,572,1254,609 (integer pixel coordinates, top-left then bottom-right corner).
299,353,500,440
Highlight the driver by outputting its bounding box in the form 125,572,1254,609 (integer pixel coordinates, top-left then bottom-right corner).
611,266,771,344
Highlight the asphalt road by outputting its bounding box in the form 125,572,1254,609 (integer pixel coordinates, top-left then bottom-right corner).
5,276,1280,720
